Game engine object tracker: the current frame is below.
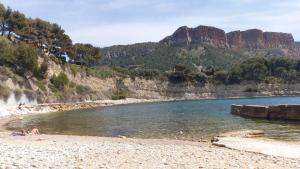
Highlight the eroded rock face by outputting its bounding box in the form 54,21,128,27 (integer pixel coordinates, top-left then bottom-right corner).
263,32,294,49
161,25,296,51
191,26,228,48
161,26,192,46
227,29,265,49
160,25,228,48
227,30,294,50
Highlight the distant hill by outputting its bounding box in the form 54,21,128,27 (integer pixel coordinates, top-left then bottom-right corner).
101,25,300,71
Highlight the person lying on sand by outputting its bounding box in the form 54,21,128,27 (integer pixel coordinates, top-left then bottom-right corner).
11,128,40,136
10,129,28,136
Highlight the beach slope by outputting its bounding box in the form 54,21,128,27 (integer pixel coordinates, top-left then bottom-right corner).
0,132,299,169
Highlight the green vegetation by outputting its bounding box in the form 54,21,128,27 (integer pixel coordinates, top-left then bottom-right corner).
101,43,248,72
1,2,300,103
244,87,259,93
0,3,72,53
0,84,11,99
50,72,69,90
76,85,93,95
15,43,38,75
35,80,47,92
36,60,49,79
73,44,102,66
157,57,300,85
111,79,129,100
0,37,41,76
167,64,207,84
0,3,101,66
218,57,300,84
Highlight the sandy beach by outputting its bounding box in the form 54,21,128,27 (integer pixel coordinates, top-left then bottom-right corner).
0,132,299,169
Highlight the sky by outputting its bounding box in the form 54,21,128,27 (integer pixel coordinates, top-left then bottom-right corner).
1,0,300,47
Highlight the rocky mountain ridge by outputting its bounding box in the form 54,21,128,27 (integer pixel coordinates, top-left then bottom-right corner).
160,25,298,51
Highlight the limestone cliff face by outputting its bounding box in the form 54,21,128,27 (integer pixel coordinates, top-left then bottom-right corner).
161,25,296,51
227,29,265,49
161,25,228,48
263,32,294,49
227,30,294,50
161,26,192,46
123,78,300,100
190,26,228,48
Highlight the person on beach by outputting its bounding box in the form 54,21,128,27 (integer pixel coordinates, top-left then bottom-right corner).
11,128,40,136
29,128,40,135
10,129,28,136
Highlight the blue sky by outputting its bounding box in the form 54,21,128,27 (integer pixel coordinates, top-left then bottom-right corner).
2,0,300,47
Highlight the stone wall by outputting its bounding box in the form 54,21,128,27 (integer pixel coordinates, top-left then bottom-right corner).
231,104,300,120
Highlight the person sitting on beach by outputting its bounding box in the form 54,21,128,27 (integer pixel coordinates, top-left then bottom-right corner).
18,103,23,110
29,128,40,135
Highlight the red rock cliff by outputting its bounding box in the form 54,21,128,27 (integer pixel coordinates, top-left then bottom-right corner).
190,26,228,48
161,25,296,50
161,26,192,46
227,29,294,50
160,25,228,48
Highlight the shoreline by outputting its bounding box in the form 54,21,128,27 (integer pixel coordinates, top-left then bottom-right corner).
1,96,300,166
0,98,175,129
1,98,175,117
0,132,299,168
2,94,299,118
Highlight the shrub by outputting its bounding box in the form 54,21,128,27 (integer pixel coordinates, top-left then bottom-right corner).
35,80,47,92
35,60,48,79
274,68,298,81
0,37,15,67
174,64,193,74
70,64,79,77
168,71,187,83
15,43,39,75
76,85,93,94
50,72,69,90
214,71,228,84
111,90,127,100
241,61,268,81
244,87,259,92
192,72,207,84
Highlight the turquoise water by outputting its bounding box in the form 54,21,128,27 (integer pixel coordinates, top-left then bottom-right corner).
7,96,300,141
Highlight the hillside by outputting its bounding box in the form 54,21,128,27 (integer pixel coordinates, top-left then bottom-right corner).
1,3,300,106
101,25,300,71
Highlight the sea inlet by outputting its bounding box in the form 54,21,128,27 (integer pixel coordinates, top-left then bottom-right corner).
7,96,300,141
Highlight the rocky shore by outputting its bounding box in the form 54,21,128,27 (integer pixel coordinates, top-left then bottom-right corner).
0,132,299,169
0,98,172,118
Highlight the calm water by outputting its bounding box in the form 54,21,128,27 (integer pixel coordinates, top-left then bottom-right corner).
7,96,300,141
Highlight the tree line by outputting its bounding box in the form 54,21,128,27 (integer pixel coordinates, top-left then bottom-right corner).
167,57,300,85
0,3,101,66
